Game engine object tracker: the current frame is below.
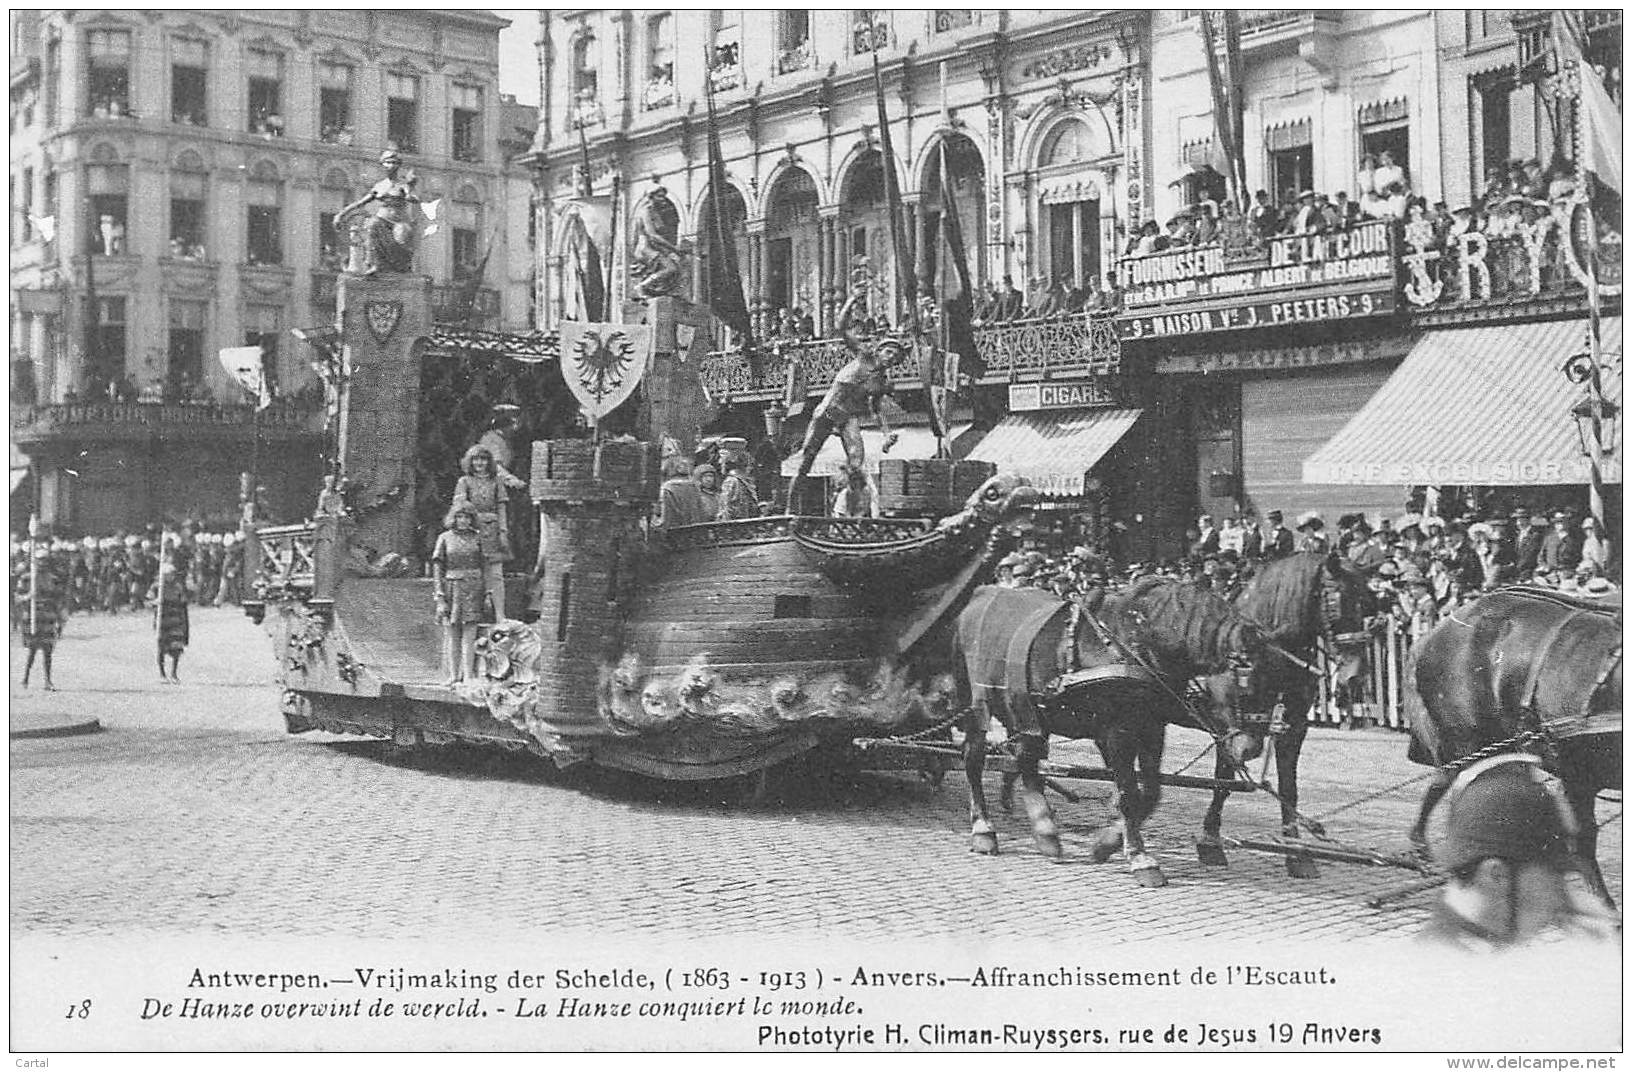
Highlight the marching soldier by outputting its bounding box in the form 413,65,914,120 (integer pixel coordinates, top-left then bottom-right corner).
18,543,65,690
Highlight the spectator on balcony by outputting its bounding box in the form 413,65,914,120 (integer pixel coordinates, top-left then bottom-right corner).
1374,150,1407,194
796,308,815,339
1356,153,1379,200
1164,215,1193,247
1251,189,1278,240
1481,165,1507,206
1332,191,1360,230
1024,275,1051,317
996,276,1024,321
1520,158,1547,200
1063,279,1088,314
1133,219,1167,256
1194,202,1219,245
1290,191,1322,235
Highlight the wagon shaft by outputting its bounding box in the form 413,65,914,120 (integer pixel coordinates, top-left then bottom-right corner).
852,739,1257,792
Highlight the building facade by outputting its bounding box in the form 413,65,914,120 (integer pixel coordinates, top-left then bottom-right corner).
9,9,533,534
530,9,1621,557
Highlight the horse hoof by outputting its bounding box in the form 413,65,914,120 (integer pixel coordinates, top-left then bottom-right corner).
1088,833,1122,864
970,833,999,855
1285,854,1320,879
1033,834,1064,860
1133,866,1168,888
1306,820,1327,838
1196,841,1229,867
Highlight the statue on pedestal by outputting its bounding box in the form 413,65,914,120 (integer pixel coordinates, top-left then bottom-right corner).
336,148,421,275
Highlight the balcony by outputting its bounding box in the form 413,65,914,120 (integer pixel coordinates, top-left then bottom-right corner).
11,399,323,447
699,312,1124,401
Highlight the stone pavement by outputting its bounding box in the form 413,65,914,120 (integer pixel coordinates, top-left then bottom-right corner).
10,606,1622,945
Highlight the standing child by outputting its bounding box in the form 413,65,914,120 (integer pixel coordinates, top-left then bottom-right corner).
149,559,190,683
431,506,487,684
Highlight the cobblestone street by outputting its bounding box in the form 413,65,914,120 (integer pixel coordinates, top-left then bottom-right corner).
10,607,1622,946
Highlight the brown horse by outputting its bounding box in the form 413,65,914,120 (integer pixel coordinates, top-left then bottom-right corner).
1198,552,1373,877
1405,586,1622,907
952,577,1263,887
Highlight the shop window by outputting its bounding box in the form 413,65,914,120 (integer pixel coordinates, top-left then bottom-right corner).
166,300,207,398
386,71,419,154
319,61,353,145
244,305,281,395
451,83,482,162
85,28,131,118
1473,72,1513,192
171,38,207,125
247,49,284,137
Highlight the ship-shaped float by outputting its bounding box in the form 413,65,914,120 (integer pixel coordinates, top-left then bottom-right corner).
246,276,1035,781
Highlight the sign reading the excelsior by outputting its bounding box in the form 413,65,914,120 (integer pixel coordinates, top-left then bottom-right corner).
1303,457,1617,486
1008,380,1125,411
1117,219,1398,308
1117,288,1396,341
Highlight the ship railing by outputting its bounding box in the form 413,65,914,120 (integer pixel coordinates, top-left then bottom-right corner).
659,515,935,552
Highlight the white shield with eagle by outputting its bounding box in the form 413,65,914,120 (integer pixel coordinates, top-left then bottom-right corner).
557,321,653,422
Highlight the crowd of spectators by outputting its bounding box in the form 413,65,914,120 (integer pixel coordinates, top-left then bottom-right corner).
994,503,1617,642
10,522,246,622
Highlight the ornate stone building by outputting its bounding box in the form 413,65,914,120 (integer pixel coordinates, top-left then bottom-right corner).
9,9,531,533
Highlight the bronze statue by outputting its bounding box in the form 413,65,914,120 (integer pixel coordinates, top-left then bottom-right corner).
630,185,686,298
336,149,420,275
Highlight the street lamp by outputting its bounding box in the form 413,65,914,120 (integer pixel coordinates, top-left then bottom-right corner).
1570,394,1620,460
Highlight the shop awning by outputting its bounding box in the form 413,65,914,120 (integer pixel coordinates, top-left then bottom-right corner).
1303,318,1623,486
964,408,1143,496
780,424,970,478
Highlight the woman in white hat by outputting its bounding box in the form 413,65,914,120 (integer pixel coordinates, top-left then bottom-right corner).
1294,511,1328,553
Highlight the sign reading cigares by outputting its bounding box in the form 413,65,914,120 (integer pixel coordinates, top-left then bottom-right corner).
1114,219,1401,340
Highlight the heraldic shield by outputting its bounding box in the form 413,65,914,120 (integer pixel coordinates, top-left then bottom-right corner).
557,321,654,422
364,300,404,342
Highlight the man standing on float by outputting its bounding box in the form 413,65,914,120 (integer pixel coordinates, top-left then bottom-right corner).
784,296,897,513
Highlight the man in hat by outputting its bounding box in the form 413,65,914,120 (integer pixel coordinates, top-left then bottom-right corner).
1295,511,1327,553
1537,511,1582,578
656,454,708,529
715,445,759,522
1438,521,1485,601
1419,755,1618,952
1191,514,1220,558
1239,510,1263,560
1514,509,1547,578
785,295,897,513
1292,190,1321,234
1264,510,1294,559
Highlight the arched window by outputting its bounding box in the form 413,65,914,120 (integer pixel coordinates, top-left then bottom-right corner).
643,14,674,110
573,33,598,103
246,160,283,266
169,150,208,261
1037,120,1104,290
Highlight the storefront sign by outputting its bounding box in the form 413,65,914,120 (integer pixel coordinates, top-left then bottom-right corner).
1008,379,1126,411
1303,457,1614,486
1155,335,1412,374
1117,288,1396,341
1118,220,1397,309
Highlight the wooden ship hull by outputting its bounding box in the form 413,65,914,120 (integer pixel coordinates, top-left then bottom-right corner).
250,281,1021,780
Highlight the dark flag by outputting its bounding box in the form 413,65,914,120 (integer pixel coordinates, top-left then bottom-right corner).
572,122,609,321
936,142,981,384
1198,10,1248,207
456,225,499,326
870,47,918,333
703,68,755,364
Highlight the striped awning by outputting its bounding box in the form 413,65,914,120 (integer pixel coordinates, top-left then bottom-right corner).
781,424,970,478
1303,317,1623,486
964,408,1143,496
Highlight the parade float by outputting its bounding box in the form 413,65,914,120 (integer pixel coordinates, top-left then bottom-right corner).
245,210,1033,781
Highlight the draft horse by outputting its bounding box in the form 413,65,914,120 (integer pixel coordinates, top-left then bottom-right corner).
1406,586,1622,907
1196,551,1372,877
952,576,1263,887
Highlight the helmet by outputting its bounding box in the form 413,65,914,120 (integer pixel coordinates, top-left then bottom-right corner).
1439,755,1576,873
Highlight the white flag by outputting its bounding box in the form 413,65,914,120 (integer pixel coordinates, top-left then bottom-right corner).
29,215,55,243
218,345,271,410
420,198,443,238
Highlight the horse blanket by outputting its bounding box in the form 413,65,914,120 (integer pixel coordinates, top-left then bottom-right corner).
1408,586,1622,765
956,585,1158,738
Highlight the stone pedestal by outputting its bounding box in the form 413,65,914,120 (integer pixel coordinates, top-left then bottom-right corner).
626,296,716,458
336,273,433,558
